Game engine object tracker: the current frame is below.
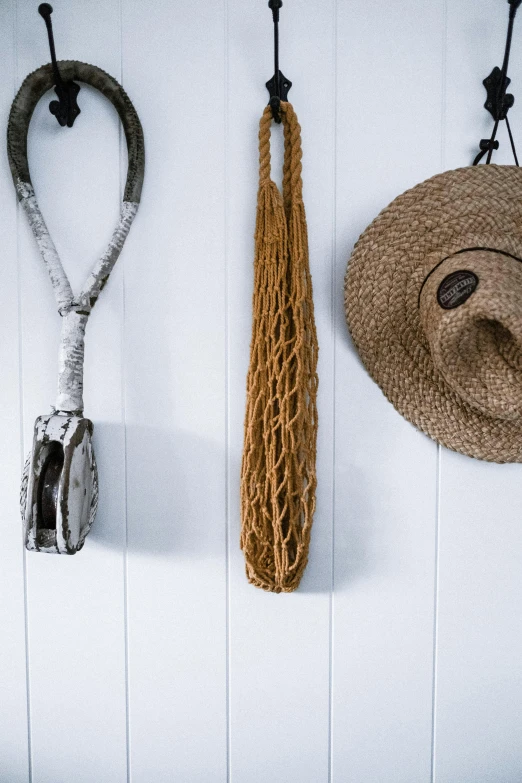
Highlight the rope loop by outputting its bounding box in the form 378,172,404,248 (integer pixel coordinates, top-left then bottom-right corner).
7,61,145,316
258,102,304,202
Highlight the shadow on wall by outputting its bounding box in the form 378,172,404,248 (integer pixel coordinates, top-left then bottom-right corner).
89,424,226,558
328,460,379,593
293,471,378,596
87,420,379,594
337,232,367,371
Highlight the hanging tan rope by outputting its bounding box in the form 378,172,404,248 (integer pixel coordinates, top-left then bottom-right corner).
241,102,319,593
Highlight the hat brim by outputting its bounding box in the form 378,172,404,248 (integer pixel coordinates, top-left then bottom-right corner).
344,165,522,463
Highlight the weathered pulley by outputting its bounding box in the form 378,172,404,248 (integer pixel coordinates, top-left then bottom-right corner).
20,414,97,553
9,61,145,553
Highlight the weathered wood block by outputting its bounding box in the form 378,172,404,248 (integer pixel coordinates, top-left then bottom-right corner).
21,414,98,554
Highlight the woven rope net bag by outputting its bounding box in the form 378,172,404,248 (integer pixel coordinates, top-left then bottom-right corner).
344,164,522,463
241,102,319,593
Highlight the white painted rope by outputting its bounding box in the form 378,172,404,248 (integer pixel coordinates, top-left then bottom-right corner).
18,180,139,413
9,62,145,415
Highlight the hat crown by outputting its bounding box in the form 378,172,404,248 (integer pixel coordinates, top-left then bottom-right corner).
420,249,522,420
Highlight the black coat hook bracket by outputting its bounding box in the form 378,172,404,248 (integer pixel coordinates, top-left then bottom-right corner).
483,67,514,122
38,4,81,128
474,0,521,165
266,0,292,123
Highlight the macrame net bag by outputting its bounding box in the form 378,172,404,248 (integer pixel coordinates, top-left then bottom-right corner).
241,102,319,593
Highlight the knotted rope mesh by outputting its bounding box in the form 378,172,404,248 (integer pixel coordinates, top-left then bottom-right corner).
241,102,319,593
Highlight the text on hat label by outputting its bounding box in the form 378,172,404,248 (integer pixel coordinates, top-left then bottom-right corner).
437,270,479,309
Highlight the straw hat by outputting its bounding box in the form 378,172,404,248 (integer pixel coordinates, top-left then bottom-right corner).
344,164,522,463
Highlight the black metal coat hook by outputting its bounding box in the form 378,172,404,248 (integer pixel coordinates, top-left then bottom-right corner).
266,0,292,123
38,4,80,128
473,0,522,165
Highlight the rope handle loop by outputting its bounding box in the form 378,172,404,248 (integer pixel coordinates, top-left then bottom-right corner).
7,61,145,317
258,101,303,204
8,60,144,203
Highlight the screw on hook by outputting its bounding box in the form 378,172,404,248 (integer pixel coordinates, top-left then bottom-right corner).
38,4,81,128
266,0,292,123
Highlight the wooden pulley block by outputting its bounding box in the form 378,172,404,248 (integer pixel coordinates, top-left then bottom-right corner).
21,414,98,554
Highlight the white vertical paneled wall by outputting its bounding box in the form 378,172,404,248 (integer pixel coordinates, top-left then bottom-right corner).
333,1,443,778
1,1,522,782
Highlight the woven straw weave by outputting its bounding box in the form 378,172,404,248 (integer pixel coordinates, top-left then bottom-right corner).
345,164,522,463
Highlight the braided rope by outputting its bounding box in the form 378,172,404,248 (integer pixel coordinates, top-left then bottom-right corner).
241,103,319,593
8,61,145,415
7,60,144,204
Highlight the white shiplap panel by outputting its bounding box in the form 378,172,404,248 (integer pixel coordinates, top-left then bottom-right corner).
122,0,228,780
17,2,128,781
0,2,30,781
435,456,522,782
333,1,444,781
435,3,522,781
227,1,334,780
3,3,522,782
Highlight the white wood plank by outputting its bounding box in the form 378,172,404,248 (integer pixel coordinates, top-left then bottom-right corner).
0,2,30,781
121,1,228,780
227,1,335,780
3,2,521,781
17,1,128,781
435,456,522,782
332,2,444,780
435,3,522,780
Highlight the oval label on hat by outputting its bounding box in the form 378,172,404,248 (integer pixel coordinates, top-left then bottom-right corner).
437,270,478,309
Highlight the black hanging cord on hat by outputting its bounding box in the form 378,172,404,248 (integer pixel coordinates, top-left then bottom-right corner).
38,4,81,128
265,0,292,123
473,0,521,166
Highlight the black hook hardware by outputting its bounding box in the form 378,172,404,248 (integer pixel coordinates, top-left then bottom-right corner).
473,0,521,165
38,4,80,128
266,0,292,123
